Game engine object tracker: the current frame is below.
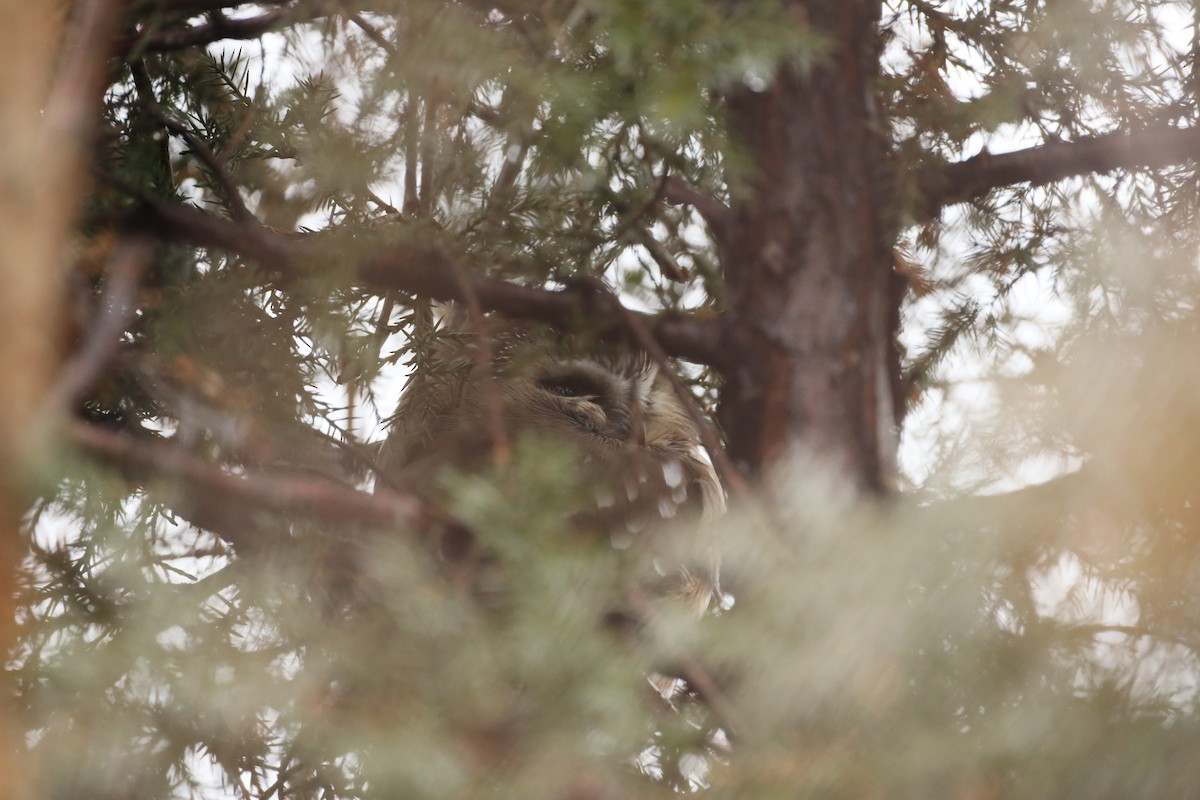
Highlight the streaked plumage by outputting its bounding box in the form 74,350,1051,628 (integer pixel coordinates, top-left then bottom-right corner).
381,321,724,609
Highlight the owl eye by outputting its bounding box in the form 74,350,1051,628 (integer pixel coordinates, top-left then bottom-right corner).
539,373,605,399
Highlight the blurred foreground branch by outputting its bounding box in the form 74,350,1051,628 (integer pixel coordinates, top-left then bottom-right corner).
0,0,125,795
67,420,423,549
129,4,323,53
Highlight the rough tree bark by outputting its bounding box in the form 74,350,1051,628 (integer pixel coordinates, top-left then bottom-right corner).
716,0,898,491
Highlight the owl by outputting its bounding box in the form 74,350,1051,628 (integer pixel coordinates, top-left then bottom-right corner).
380,318,725,611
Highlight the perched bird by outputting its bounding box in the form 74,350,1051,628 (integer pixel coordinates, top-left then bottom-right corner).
380,319,724,611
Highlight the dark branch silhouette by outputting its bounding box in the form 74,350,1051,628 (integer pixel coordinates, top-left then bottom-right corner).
661,176,731,245
159,116,254,222
918,124,1200,218
130,0,292,11
49,239,154,418
120,196,726,365
129,5,321,53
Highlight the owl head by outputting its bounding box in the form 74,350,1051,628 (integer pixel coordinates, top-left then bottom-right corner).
381,319,725,531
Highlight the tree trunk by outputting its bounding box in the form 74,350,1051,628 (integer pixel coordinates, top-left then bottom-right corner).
717,0,899,492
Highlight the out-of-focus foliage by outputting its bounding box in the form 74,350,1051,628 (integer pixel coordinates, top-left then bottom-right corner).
19,0,1200,798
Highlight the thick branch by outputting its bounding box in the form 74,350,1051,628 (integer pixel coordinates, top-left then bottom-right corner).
919,124,1200,217
130,0,292,11
68,420,422,550
123,197,726,365
130,5,322,53
362,249,726,366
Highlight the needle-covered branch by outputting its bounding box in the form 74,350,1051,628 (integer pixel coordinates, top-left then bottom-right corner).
123,197,727,366
918,124,1200,218
129,4,323,53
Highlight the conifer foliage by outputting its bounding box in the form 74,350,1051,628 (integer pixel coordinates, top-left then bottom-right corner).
5,1,1200,797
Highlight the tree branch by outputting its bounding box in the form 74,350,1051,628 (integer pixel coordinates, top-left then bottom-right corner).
130,0,292,12
634,226,689,283
67,419,424,550
343,7,395,54
363,248,728,367
154,106,254,222
49,238,154,417
120,196,727,366
1034,620,1199,654
129,5,323,53
661,176,731,244
918,124,1200,218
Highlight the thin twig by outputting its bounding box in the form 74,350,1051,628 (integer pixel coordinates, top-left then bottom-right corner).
373,292,397,358
605,171,670,256
343,6,396,54
1039,621,1197,652
491,139,529,201
661,176,731,245
634,226,689,283
403,98,420,213
215,103,258,170
576,279,748,498
625,586,745,740
150,103,254,222
367,190,401,216
482,85,540,219
418,100,437,214
48,237,154,416
309,423,403,492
